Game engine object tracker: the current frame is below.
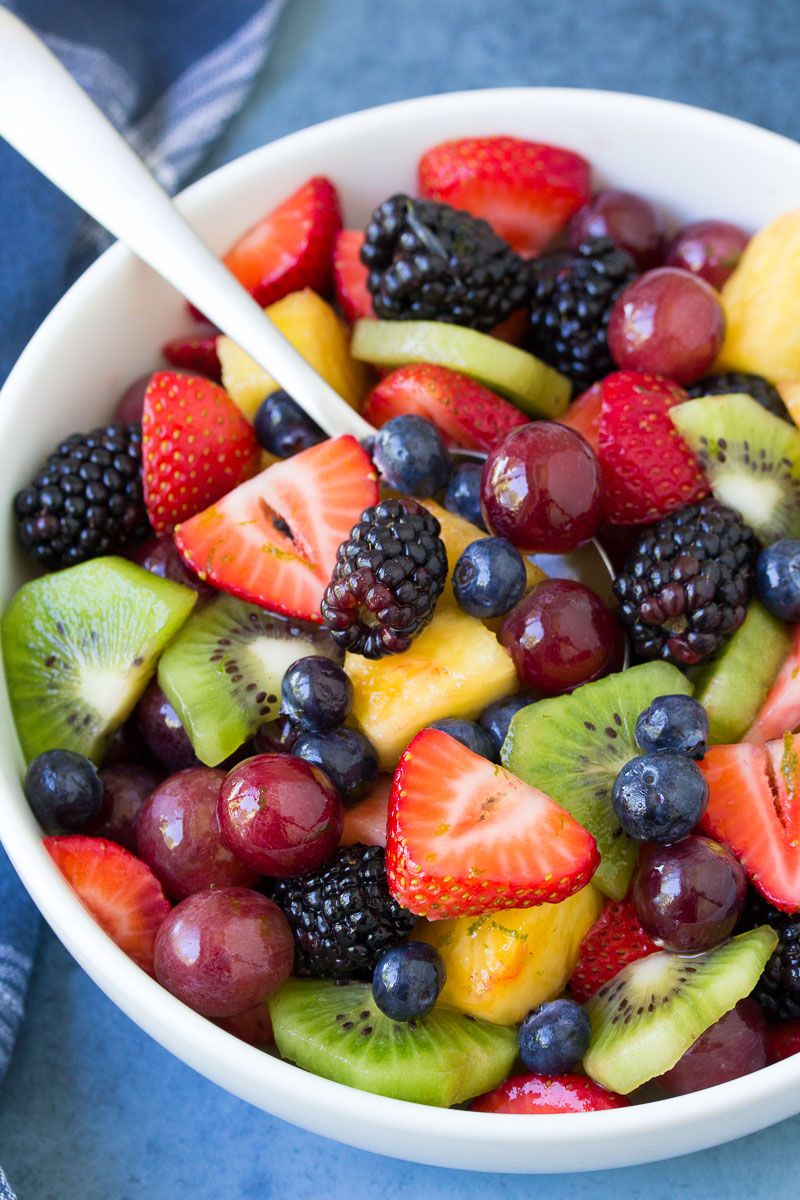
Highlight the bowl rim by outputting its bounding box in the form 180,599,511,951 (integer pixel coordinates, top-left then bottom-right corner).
3,85,800,1171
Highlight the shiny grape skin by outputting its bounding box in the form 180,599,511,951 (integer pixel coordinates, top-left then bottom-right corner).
131,536,215,600
665,219,750,290
88,763,162,851
658,999,766,1095
569,189,666,269
136,680,197,772
215,1003,274,1046
113,374,152,423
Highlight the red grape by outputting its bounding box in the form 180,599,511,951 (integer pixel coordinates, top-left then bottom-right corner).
480,423,603,553
216,1003,274,1046
569,189,666,269
607,268,725,384
137,767,258,898
153,887,293,1018
114,374,152,424
666,219,750,290
130,536,215,600
631,835,747,953
498,578,618,694
137,680,197,771
217,754,343,876
250,716,300,756
659,999,766,1095
88,763,161,850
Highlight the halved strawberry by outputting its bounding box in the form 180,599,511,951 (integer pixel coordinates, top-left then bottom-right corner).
44,835,170,974
340,776,391,848
558,382,602,456
745,627,800,746
699,734,800,911
363,363,528,452
332,229,373,324
223,176,341,307
175,435,378,623
162,328,222,381
766,1021,800,1064
471,1074,629,1113
598,370,709,524
570,900,659,1003
142,371,259,535
386,727,598,919
418,137,591,256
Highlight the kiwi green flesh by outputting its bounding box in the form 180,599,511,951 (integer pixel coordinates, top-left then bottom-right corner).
690,600,790,744
502,662,692,900
351,318,571,418
671,393,800,542
158,593,343,766
0,556,196,765
269,980,517,1107
584,926,778,1094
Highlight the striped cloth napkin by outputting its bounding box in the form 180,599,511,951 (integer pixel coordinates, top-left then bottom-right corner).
0,2,286,1195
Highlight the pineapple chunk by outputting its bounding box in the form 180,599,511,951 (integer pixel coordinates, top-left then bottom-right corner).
415,885,602,1025
345,607,517,770
778,381,800,431
218,289,370,419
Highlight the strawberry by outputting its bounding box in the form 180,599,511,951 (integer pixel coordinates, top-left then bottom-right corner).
223,176,341,307
386,727,598,920
142,371,259,535
471,1074,629,1114
175,435,378,623
363,363,528,452
766,1021,800,1064
332,229,373,323
745,627,800,746
598,370,709,524
162,327,222,381
570,900,659,1003
699,734,800,911
44,835,170,974
340,776,391,848
558,381,602,455
418,136,591,256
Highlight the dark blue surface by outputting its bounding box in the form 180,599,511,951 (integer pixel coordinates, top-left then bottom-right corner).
3,0,800,1194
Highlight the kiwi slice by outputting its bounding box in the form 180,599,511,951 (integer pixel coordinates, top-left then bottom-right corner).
584,926,777,1094
158,593,342,766
690,600,790,744
1,557,196,765
351,318,571,418
671,393,800,541
502,662,692,900
269,979,517,1106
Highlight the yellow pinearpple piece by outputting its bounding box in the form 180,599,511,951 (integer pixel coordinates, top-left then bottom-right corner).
218,288,370,419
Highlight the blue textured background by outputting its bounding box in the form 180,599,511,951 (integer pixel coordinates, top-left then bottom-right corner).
3,0,800,1194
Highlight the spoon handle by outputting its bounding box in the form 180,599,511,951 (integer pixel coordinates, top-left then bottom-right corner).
0,9,373,440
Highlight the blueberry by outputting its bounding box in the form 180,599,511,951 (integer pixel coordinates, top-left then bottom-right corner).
452,537,527,618
253,389,325,459
479,694,534,757
518,999,590,1074
24,749,103,832
372,415,451,497
635,694,708,760
372,941,446,1021
281,656,352,732
293,727,378,805
444,462,485,529
756,539,800,622
428,718,498,761
612,752,709,843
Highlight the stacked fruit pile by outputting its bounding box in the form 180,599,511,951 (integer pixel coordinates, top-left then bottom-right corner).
5,133,800,1112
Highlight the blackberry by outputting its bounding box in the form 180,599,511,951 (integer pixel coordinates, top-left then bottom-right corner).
14,422,149,568
527,237,637,391
744,895,800,1022
360,194,529,332
271,843,416,979
687,371,789,422
321,497,448,658
613,499,758,666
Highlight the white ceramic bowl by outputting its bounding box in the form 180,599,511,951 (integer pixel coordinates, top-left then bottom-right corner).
2,88,800,1174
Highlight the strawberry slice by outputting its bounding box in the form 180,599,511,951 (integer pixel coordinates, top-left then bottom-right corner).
745,627,800,746
44,835,170,974
766,1021,800,1064
598,370,709,524
223,176,341,307
332,230,373,323
418,137,591,256
570,900,659,1003
386,727,598,919
175,435,378,623
162,328,222,381
471,1074,629,1114
363,363,528,452
699,734,800,911
142,371,259,535
340,776,391,848
558,382,602,456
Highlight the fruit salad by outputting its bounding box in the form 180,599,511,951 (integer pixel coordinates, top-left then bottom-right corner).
6,133,800,1115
